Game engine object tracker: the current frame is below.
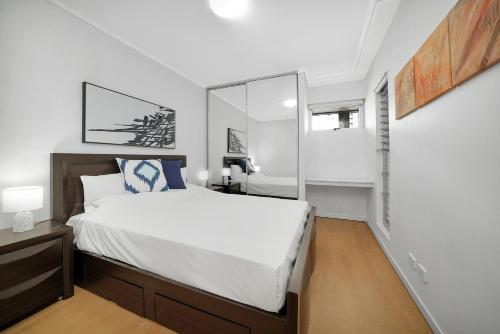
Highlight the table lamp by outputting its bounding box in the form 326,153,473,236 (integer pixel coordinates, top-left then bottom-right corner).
254,166,261,172
198,170,209,187
2,186,43,232
222,168,231,185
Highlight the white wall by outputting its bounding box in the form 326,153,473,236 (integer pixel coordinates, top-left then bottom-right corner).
364,0,500,333
0,0,206,228
257,119,297,177
307,80,366,104
306,79,370,220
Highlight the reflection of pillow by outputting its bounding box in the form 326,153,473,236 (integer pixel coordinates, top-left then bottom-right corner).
247,160,256,174
116,159,169,193
81,173,124,211
238,159,247,173
161,160,186,189
230,164,244,178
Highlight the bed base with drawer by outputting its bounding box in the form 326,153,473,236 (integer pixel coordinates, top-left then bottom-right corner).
52,153,316,334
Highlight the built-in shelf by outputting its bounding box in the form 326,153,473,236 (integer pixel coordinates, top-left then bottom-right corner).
306,178,375,188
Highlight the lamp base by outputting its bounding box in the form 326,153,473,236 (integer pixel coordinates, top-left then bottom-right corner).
12,211,34,233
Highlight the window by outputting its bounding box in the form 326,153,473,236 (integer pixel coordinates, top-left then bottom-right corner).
376,82,390,232
309,99,363,131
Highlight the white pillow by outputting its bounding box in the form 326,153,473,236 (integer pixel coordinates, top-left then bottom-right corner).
81,173,124,211
230,164,244,178
181,167,188,184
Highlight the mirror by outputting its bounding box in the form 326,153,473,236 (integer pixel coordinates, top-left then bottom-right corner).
208,84,247,193
246,75,298,198
207,74,298,199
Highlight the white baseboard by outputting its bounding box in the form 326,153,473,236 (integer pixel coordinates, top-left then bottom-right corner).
315,210,367,222
366,222,443,334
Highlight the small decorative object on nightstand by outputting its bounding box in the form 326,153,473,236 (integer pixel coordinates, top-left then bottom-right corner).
0,220,73,329
222,168,231,185
2,186,43,233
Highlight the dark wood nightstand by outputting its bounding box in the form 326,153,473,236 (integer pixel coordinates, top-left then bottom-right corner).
209,182,241,194
0,220,73,329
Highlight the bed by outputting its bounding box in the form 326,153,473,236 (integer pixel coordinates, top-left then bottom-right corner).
52,153,316,334
223,157,298,199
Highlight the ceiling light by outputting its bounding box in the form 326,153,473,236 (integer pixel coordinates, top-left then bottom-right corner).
283,99,297,108
209,0,249,19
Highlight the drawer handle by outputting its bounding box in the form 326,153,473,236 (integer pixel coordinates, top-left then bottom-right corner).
0,239,59,264
0,267,60,299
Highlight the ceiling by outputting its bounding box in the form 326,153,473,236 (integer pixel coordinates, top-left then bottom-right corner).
49,0,400,87
211,74,298,122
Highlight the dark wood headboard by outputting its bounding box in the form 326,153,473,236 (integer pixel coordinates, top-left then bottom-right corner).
223,156,248,168
51,153,187,223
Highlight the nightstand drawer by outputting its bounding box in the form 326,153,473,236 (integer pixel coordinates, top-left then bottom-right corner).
0,267,63,326
0,239,62,290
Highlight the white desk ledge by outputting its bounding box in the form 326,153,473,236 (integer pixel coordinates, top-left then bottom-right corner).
306,178,374,188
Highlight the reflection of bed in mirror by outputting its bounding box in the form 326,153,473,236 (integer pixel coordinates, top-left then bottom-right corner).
223,157,298,199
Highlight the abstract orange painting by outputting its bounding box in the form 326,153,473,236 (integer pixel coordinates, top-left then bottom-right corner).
414,18,453,108
395,59,417,119
448,0,500,86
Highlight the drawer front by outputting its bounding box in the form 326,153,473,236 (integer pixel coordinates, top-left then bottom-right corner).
85,268,144,316
0,267,62,327
155,294,250,334
0,239,62,290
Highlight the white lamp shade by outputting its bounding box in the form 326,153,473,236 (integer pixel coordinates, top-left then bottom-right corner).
2,186,43,213
222,168,231,177
254,166,261,172
198,170,209,182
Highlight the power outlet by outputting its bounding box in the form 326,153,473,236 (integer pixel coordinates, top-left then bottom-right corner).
417,263,429,284
408,252,417,270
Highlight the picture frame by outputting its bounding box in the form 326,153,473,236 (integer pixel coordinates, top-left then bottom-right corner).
227,128,247,154
82,82,176,148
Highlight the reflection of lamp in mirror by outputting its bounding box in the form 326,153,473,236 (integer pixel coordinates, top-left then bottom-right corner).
2,186,43,233
198,170,209,187
222,168,231,185
283,99,297,108
254,165,261,173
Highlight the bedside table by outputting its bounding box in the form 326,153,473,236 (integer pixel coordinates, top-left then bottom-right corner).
210,182,241,194
0,220,73,329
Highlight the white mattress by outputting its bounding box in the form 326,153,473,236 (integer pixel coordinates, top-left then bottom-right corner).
68,184,309,312
233,173,298,198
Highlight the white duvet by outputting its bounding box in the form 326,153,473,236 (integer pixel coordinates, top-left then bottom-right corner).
69,184,309,312
233,173,298,198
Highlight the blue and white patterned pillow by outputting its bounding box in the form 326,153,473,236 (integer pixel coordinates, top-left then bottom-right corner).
116,159,169,194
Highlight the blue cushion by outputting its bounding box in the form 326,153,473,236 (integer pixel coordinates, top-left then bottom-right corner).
161,160,186,189
238,159,255,175
238,159,247,173
116,159,169,194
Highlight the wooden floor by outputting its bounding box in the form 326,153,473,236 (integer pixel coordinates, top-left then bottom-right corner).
4,218,431,334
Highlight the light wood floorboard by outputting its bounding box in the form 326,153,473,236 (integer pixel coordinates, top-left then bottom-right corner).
4,217,432,334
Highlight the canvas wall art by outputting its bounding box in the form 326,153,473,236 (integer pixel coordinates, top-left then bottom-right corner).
448,0,500,85
414,18,453,108
227,128,247,154
395,59,417,119
394,0,500,119
83,82,175,148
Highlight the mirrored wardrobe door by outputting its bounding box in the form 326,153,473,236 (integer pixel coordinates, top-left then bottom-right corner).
208,84,248,195
246,74,298,199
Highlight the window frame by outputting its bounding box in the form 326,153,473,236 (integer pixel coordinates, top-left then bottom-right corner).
308,99,365,131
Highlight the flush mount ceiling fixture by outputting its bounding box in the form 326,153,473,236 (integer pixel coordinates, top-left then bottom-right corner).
283,99,297,108
209,0,249,19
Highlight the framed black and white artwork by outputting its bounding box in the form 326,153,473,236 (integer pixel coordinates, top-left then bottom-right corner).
82,82,175,148
227,128,247,154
